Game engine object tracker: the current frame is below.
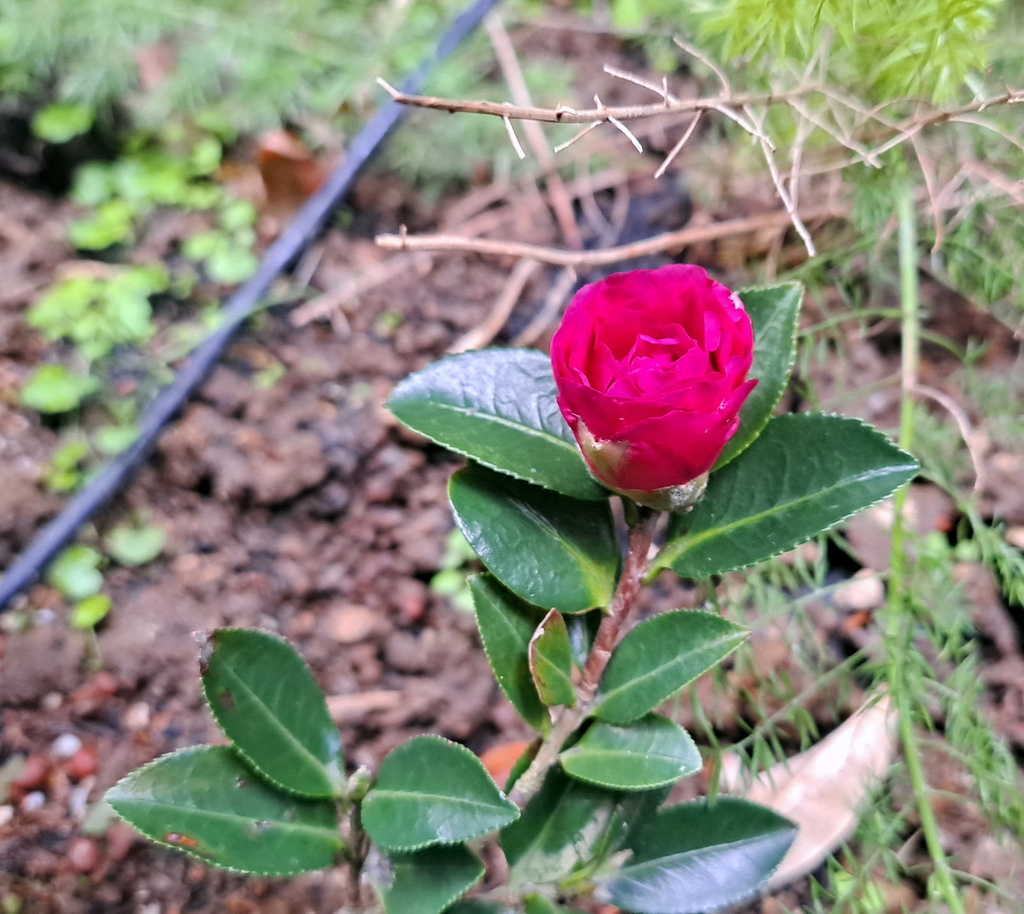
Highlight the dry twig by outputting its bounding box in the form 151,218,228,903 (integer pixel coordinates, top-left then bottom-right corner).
376,205,844,268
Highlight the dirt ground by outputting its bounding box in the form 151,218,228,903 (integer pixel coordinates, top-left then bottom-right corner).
1,122,1023,913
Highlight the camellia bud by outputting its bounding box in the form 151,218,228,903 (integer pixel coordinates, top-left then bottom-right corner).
550,265,756,511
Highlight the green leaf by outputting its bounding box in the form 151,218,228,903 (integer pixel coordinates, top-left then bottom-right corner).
373,845,484,914
502,769,664,887
560,714,701,790
715,283,802,468
206,245,259,284
106,745,342,875
469,575,547,730
19,365,98,413
529,610,576,707
362,736,519,852
524,896,586,914
31,103,94,143
598,799,797,914
450,464,618,614
387,349,605,501
69,199,134,250
70,593,112,630
46,544,104,601
94,424,138,456
200,629,343,798
445,902,512,914
659,414,919,578
566,611,601,668
593,611,747,725
105,522,165,566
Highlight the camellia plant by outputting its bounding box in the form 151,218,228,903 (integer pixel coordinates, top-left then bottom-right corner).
107,265,918,914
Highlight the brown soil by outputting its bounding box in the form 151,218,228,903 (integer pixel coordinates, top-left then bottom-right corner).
0,145,1022,914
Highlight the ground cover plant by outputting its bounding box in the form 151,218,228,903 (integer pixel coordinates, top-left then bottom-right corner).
2,1,1024,913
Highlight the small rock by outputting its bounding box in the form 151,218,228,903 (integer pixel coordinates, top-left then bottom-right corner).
326,604,379,644
20,790,45,812
834,571,885,611
124,701,151,732
66,745,99,780
67,836,99,873
1006,526,1024,550
50,733,82,759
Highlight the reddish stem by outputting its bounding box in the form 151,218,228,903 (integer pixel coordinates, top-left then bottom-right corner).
506,507,659,809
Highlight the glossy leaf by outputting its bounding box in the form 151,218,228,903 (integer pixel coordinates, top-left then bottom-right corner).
593,611,746,725
470,575,548,730
200,629,343,798
373,844,484,914
566,611,601,668
362,736,519,851
659,414,918,578
529,610,576,707
715,282,802,468
450,464,618,614
598,799,797,914
560,714,701,790
502,768,664,887
106,746,342,875
387,348,604,501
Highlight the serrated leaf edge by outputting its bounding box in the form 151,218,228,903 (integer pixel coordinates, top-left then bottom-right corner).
363,736,519,853
379,845,485,914
593,612,748,724
387,349,605,502
596,800,798,914
469,575,548,731
105,744,342,876
559,721,702,791
450,469,617,613
715,282,803,470
201,627,343,799
657,413,918,577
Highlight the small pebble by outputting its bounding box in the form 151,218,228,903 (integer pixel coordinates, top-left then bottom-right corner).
124,702,151,732
67,836,99,874
0,805,13,827
68,784,92,820
326,604,378,644
835,571,885,611
51,733,83,759
67,745,99,780
20,790,46,812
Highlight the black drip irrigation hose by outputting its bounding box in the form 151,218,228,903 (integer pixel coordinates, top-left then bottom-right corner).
0,0,500,611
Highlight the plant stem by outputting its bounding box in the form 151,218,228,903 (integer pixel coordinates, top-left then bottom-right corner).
506,507,659,809
883,181,965,914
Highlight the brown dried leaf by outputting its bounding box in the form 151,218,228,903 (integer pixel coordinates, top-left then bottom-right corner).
720,693,896,890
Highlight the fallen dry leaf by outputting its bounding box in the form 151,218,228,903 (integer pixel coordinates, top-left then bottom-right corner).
720,693,896,890
256,129,327,226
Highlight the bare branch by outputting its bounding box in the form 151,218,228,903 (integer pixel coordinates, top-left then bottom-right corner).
654,112,702,179
744,105,817,256
376,205,844,268
375,76,812,124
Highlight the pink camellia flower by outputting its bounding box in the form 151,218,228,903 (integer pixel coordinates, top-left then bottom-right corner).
550,265,756,511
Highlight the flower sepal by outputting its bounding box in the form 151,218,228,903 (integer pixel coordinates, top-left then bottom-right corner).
615,474,709,513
